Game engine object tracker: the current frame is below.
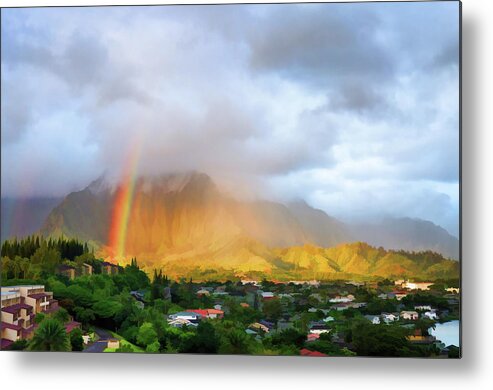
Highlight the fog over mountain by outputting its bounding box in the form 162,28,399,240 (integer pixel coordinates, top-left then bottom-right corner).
1,2,459,237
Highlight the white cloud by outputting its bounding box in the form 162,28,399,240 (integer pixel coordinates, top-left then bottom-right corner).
1,2,459,235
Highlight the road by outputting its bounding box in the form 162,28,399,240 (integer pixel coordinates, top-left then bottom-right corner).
82,328,111,353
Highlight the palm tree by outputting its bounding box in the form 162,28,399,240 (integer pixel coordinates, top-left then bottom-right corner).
19,257,30,279
1,256,11,279
28,319,71,352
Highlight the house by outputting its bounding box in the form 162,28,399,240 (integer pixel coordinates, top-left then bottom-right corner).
309,322,330,334
306,333,320,342
196,289,210,297
259,320,275,331
400,311,419,320
403,281,433,291
445,287,460,294
130,290,145,302
58,264,76,280
381,313,399,323
323,316,335,323
187,309,224,319
241,280,260,286
65,321,82,333
107,339,120,349
364,315,381,325
407,334,437,345
1,285,58,348
250,322,270,333
168,311,202,323
329,294,354,303
240,303,250,308
415,305,432,311
168,318,197,328
81,263,93,276
300,348,327,357
331,302,351,311
205,309,224,319
378,293,389,300
390,291,408,300
101,261,119,275
423,310,438,320
260,292,275,300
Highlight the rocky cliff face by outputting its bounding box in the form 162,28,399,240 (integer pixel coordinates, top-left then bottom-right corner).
39,172,459,280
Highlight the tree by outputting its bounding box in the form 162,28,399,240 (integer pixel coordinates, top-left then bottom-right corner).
9,339,29,351
350,319,414,357
29,319,71,351
70,328,84,351
146,341,161,353
220,328,255,354
116,344,134,353
180,321,220,354
262,298,283,322
74,307,96,325
269,328,306,349
53,307,70,324
92,300,123,319
136,322,159,349
66,285,94,307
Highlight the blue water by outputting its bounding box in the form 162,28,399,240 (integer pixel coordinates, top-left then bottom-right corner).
430,320,460,347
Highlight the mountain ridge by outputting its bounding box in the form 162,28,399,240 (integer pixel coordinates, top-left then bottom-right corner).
3,172,459,280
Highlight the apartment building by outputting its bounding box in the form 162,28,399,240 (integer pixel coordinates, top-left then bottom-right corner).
1,285,59,349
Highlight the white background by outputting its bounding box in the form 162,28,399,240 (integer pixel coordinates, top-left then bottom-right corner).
0,0,491,389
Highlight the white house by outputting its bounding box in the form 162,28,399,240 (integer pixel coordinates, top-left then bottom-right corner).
400,311,419,320
423,310,438,320
329,295,355,303
168,318,198,328
381,313,399,323
364,315,381,324
168,311,202,322
415,305,432,311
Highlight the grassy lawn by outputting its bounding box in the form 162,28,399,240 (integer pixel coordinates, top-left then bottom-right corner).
103,330,145,353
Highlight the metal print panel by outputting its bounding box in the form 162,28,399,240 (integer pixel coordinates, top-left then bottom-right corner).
0,1,461,357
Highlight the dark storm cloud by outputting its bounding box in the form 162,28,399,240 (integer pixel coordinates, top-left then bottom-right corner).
247,4,393,87
0,2,459,234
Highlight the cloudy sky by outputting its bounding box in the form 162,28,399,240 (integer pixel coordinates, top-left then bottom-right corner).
1,2,460,236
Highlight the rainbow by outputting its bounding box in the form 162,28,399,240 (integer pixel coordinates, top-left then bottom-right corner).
108,145,142,260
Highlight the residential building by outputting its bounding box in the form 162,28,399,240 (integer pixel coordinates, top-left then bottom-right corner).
415,305,432,311
1,285,59,349
168,311,202,323
196,288,210,297
329,294,355,303
260,292,275,300
58,264,76,280
423,310,438,320
187,308,224,319
300,348,327,357
390,291,408,300
364,315,381,324
381,312,399,323
309,324,330,334
168,318,197,328
101,261,119,275
403,281,433,291
400,311,419,320
81,263,93,276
